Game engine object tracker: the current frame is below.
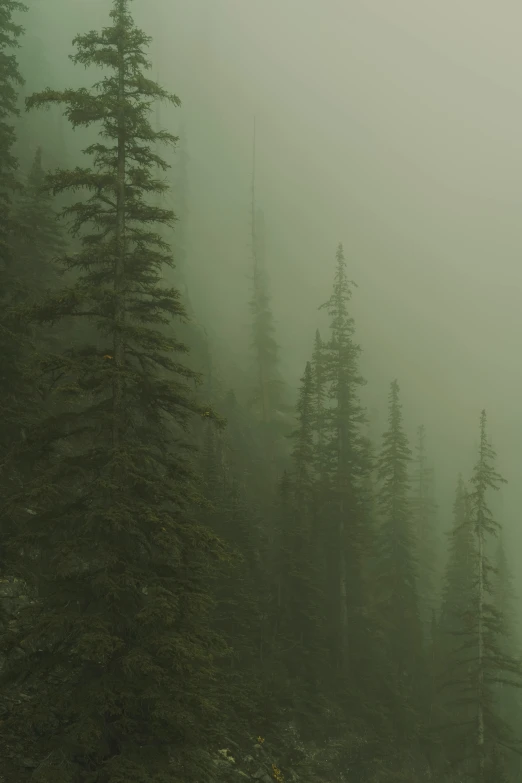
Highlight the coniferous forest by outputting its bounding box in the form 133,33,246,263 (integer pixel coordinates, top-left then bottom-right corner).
0,1,521,782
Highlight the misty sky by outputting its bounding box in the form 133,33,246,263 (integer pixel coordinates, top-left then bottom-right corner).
22,1,522,596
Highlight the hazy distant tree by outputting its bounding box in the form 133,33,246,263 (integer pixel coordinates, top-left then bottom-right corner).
492,532,522,780
317,243,367,670
13,146,65,297
442,412,521,781
0,0,33,568
310,328,328,488
0,0,25,261
269,363,325,736
411,424,439,639
248,123,283,426
0,2,227,780
375,379,423,746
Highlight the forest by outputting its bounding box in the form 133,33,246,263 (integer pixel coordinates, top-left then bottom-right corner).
0,0,521,782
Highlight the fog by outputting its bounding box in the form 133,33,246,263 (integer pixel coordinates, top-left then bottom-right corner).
21,0,522,593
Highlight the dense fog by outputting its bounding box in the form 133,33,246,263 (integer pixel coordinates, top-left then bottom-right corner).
2,1,522,780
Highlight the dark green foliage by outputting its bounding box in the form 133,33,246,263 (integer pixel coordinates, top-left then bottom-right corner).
317,243,368,674
411,425,439,638
0,0,26,260
441,412,521,781
0,2,226,780
13,146,65,299
374,380,423,747
249,194,283,424
270,364,325,738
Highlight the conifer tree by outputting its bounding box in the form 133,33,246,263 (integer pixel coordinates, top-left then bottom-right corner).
493,532,522,780
271,363,324,737
375,379,423,746
310,328,327,489
13,146,65,299
411,424,439,639
249,121,282,425
0,0,33,569
434,476,476,771
317,243,367,671
442,412,521,781
0,3,226,779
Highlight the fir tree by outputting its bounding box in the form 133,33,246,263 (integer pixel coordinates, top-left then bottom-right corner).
411,424,439,640
249,120,282,425
13,146,65,299
435,475,476,772
375,379,423,746
271,363,324,738
0,0,32,572
318,242,367,672
442,412,521,781
1,3,226,780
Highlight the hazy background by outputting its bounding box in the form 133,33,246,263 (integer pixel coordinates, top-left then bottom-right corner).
20,0,522,599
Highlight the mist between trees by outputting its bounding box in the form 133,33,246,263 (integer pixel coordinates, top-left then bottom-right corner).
0,1,520,782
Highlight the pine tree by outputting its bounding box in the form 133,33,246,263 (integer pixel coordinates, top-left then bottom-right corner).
270,363,324,738
435,476,476,772
0,0,32,572
0,0,25,262
411,424,439,640
442,412,521,781
0,3,226,779
492,532,522,780
375,379,423,747
13,146,65,299
317,243,367,672
249,121,282,426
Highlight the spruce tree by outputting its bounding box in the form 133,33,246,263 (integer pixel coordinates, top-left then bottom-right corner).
0,3,226,780
0,0,31,573
271,362,324,738
442,412,521,781
317,243,367,672
411,424,439,640
493,532,522,780
248,122,282,426
375,379,423,747
13,146,65,300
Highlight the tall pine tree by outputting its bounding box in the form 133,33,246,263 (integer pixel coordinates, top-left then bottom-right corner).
442,412,521,781
1,3,226,780
375,379,423,751
411,424,439,641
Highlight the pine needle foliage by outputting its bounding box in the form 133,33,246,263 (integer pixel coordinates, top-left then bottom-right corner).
442,412,522,781
375,380,422,747
0,2,226,781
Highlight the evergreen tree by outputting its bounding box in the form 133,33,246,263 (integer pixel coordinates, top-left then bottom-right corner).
442,412,521,781
492,532,522,780
271,363,324,739
411,424,439,640
318,242,367,673
249,121,282,426
13,146,65,299
435,475,476,771
375,379,423,747
0,3,226,780
0,0,31,571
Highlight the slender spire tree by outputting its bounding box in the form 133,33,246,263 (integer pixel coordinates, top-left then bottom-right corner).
375,379,423,746
411,424,439,640
442,412,521,781
0,0,32,568
248,118,282,425
13,146,65,297
0,3,226,779
317,243,371,689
